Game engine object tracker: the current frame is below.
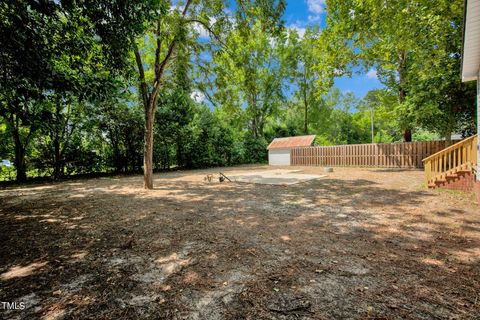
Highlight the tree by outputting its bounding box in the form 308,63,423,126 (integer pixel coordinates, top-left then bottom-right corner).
0,0,61,181
283,26,332,135
40,94,84,179
131,0,285,188
322,0,467,141
403,1,476,141
0,0,119,181
155,46,196,169
94,90,144,174
183,105,238,168
131,1,188,188
318,89,367,144
357,89,399,143
213,19,285,139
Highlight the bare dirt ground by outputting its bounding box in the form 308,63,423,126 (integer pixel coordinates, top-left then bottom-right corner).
0,165,479,320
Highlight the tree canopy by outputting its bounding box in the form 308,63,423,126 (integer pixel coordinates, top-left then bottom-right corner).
0,0,475,183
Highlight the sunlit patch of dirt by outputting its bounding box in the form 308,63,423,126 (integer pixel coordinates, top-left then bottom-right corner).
0,261,48,281
69,251,88,261
448,247,480,263
41,306,66,320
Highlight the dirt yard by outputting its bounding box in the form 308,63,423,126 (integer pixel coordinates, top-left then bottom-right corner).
0,165,479,319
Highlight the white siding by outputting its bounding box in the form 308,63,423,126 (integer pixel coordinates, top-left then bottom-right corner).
268,148,290,165
463,0,480,81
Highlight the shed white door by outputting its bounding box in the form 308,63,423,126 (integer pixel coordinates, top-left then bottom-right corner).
269,148,290,165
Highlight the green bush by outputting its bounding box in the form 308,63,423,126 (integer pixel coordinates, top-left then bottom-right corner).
183,106,238,168
242,133,267,164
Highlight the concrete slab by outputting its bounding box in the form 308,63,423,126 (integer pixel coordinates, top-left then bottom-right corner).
228,169,325,185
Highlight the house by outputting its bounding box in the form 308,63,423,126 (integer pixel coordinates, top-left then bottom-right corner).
461,0,480,202
267,135,316,165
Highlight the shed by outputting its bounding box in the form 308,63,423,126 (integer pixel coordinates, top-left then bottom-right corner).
267,135,316,165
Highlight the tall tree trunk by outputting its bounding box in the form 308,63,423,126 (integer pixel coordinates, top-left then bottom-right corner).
112,139,121,173
11,116,27,182
251,116,258,138
53,103,62,180
143,105,155,189
303,74,308,135
403,128,412,143
303,94,308,135
400,85,412,142
445,131,452,145
398,51,412,142
444,122,453,146
125,134,130,173
176,137,183,168
53,137,61,180
370,108,374,143
14,142,26,182
444,111,456,145
400,85,411,142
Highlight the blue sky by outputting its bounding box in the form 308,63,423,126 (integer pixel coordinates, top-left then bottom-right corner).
284,0,383,98
191,0,383,103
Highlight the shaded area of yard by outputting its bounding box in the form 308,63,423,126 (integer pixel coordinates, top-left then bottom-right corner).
0,166,479,319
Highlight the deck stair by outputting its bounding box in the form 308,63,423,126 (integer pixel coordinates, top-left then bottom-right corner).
423,135,477,188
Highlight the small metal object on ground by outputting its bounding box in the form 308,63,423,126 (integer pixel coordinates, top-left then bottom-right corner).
219,172,231,182
324,167,333,173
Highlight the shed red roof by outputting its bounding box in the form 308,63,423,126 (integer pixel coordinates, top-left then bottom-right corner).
267,135,316,150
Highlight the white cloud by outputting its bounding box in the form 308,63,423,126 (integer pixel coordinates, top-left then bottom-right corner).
333,68,343,76
305,0,325,25
306,0,326,15
288,24,306,38
269,36,277,47
308,15,321,23
366,69,377,80
193,22,209,38
169,4,180,12
192,17,217,39
190,91,205,103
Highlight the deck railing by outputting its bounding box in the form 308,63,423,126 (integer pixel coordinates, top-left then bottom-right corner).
422,134,477,186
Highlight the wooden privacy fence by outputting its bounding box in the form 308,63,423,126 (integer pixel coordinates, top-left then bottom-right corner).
290,140,461,168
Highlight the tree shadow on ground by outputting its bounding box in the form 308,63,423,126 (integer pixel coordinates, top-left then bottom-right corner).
0,174,478,319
